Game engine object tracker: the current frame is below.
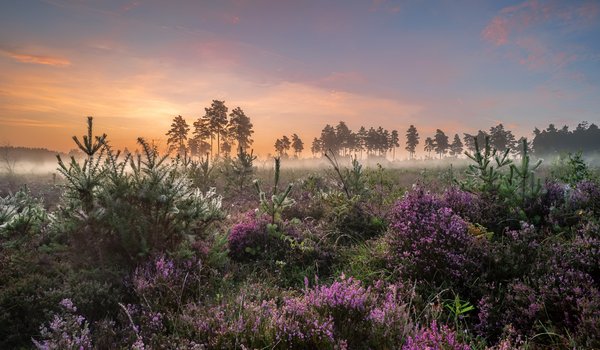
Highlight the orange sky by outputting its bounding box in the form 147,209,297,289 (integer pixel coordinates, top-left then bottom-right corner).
1,0,599,158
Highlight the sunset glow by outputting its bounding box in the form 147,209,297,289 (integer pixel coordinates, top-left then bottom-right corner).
1,0,599,156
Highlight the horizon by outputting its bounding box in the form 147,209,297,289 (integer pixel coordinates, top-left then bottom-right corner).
1,0,600,156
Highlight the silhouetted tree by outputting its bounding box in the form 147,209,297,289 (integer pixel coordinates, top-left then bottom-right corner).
205,100,228,158
463,130,489,153
192,114,211,158
281,135,291,156
227,107,254,151
166,115,189,155
357,126,367,158
390,130,400,160
489,124,516,153
311,137,322,157
274,135,292,158
449,134,463,156
320,124,338,154
274,138,284,157
532,121,600,155
434,129,449,158
291,134,304,158
405,125,419,159
424,137,435,158
514,137,531,159
221,139,232,158
335,121,352,156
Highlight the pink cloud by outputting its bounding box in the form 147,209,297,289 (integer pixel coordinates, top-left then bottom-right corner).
482,0,597,73
481,17,510,46
482,0,598,46
1,50,71,67
120,1,142,13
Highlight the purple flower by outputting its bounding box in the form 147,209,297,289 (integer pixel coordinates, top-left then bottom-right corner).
403,321,471,350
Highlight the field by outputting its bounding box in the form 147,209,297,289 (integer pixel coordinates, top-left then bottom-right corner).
1,136,599,350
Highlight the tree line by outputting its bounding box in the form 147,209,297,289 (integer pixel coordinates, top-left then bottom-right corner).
274,134,304,158
308,120,600,159
310,122,400,158
532,122,600,155
165,100,254,158
165,104,599,160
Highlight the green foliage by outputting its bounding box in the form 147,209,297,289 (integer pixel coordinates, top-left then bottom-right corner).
462,136,542,212
335,237,390,284
253,157,294,224
0,187,47,239
54,119,225,265
462,135,512,194
444,294,475,332
324,150,368,199
505,138,542,206
185,153,216,191
551,152,591,185
222,146,256,191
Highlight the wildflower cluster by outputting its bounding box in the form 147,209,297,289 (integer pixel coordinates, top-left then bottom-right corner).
387,187,485,290
32,299,92,350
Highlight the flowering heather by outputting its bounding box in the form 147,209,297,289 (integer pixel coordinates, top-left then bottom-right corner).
32,299,92,350
273,275,412,348
387,187,485,290
572,180,600,213
442,187,485,224
227,211,270,261
131,255,205,313
403,321,471,350
304,274,369,311
133,255,179,293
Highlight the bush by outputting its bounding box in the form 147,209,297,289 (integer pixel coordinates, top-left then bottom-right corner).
402,320,471,350
32,299,93,350
386,187,487,292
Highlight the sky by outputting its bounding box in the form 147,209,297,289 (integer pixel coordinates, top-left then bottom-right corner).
1,0,599,157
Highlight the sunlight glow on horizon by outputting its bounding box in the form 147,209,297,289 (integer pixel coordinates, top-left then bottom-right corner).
1,0,599,157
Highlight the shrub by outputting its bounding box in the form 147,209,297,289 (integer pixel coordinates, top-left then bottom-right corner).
274,275,412,349
54,135,224,266
386,187,486,292
402,320,471,350
32,299,93,350
0,187,47,238
227,211,272,261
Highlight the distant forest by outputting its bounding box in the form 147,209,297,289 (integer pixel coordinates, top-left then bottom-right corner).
308,121,600,159
2,108,598,166
0,146,66,163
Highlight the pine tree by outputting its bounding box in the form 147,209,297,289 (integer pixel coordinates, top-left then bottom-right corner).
227,107,254,151
166,115,189,155
291,134,304,158
274,138,284,157
405,125,419,159
449,134,463,156
489,124,516,153
320,125,338,155
192,114,211,158
424,137,435,158
390,129,400,159
434,129,449,158
335,121,352,156
357,126,368,158
205,100,228,158
311,137,322,157
281,135,291,157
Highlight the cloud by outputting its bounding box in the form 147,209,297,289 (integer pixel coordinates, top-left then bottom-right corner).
481,0,598,73
1,50,71,67
0,117,66,128
482,0,599,47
